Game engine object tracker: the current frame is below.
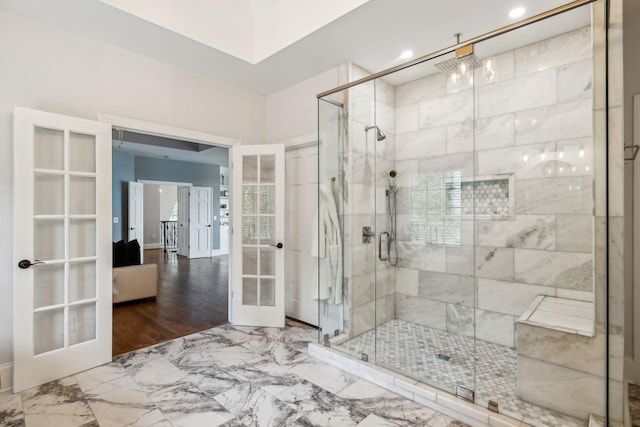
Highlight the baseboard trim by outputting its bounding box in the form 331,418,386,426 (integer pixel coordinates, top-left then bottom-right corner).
144,243,161,250
211,249,228,256
0,362,13,392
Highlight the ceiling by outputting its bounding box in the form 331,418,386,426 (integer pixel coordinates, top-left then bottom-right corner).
2,0,590,95
4,0,591,164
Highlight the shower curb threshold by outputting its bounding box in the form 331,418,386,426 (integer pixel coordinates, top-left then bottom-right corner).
308,342,526,427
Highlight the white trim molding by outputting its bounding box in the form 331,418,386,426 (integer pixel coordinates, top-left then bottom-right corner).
98,113,241,147
0,362,13,392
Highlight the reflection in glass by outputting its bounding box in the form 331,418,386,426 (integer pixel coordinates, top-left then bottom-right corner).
242,216,259,244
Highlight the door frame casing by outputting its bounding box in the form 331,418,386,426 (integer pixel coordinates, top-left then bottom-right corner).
99,114,239,322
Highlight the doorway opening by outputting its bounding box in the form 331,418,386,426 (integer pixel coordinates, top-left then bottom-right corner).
110,125,232,356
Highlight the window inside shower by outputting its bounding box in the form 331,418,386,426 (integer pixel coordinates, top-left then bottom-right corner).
317,1,615,426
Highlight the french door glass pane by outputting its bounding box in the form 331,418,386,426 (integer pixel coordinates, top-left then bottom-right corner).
260,155,275,183
242,186,258,214
69,303,96,346
243,247,258,275
34,220,64,260
34,174,64,215
34,264,64,308
243,156,258,183
259,186,275,214
69,133,96,173
69,219,96,258
243,278,258,306
260,278,275,306
242,217,259,244
69,176,96,215
34,308,64,355
34,127,64,171
69,261,96,302
260,217,275,244
260,248,275,275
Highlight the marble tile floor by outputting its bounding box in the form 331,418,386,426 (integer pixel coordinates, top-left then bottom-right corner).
0,319,468,427
338,319,583,427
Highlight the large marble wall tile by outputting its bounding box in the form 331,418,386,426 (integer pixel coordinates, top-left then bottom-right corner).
516,323,620,381
419,152,474,176
395,73,447,108
446,304,474,337
515,177,593,215
556,215,593,253
607,216,624,329
476,141,555,179
607,106,624,217
395,104,419,134
475,247,514,281
557,59,593,102
395,268,419,296
514,249,592,290
477,215,556,250
473,50,515,88
376,103,395,139
514,99,592,146
446,121,473,154
514,27,591,77
352,301,375,337
516,355,605,420
349,184,375,215
375,268,394,297
419,90,473,128
349,215,376,247
477,278,554,316
397,242,446,272
396,294,447,330
350,272,374,308
418,270,474,305
474,113,515,151
350,88,375,126
475,309,515,348
350,152,375,186
477,70,556,118
376,294,395,326
395,127,447,160
445,245,474,276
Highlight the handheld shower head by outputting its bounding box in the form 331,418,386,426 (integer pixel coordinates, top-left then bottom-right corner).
365,125,386,141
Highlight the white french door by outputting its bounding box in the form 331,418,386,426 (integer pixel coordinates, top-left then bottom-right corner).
231,145,285,327
189,187,213,258
177,186,190,257
128,181,144,263
13,107,112,392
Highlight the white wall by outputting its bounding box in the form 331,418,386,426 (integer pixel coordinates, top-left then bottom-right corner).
265,65,346,144
160,186,178,221
0,9,266,368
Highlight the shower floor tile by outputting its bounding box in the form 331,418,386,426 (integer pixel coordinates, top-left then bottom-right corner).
337,319,583,427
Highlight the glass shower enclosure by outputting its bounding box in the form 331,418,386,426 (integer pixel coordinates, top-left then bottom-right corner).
316,1,617,425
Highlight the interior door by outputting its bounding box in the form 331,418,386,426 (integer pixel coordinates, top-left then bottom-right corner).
189,186,212,258
285,146,319,326
177,186,190,257
13,107,112,392
231,145,285,327
128,181,144,263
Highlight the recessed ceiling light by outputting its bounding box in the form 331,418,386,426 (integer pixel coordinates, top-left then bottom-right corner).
400,50,414,60
509,7,525,19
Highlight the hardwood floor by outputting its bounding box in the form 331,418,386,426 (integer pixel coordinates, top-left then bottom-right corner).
112,249,229,356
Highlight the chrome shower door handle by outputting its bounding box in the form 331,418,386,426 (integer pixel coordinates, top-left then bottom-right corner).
378,231,389,261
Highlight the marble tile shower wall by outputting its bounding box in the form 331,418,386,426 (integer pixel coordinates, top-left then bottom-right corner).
392,27,595,349
345,64,397,338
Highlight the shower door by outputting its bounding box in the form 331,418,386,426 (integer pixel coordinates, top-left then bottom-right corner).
373,55,478,396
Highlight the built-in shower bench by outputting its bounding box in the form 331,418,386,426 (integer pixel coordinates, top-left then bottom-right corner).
516,295,613,421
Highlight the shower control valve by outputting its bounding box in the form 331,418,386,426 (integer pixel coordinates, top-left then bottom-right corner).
362,226,374,243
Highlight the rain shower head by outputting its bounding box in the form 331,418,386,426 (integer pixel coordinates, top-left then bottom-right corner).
434,54,481,76
365,125,386,141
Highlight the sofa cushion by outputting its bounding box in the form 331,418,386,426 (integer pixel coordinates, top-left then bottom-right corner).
125,239,141,265
113,240,128,267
